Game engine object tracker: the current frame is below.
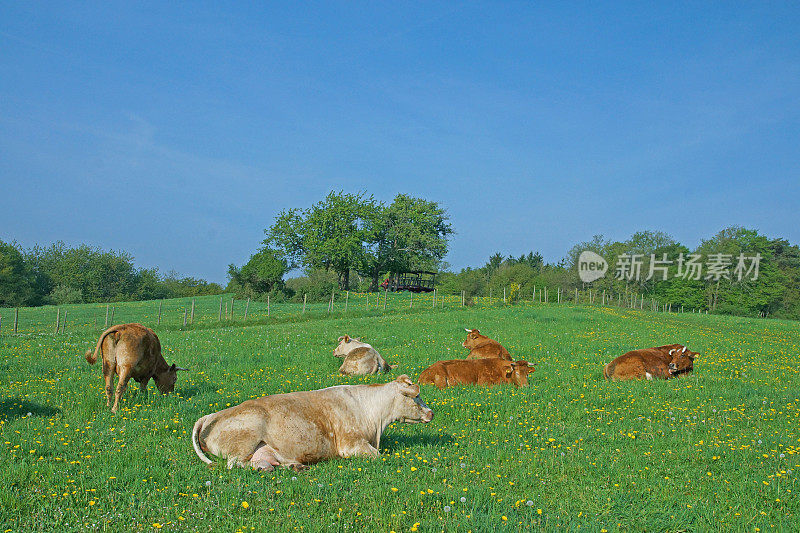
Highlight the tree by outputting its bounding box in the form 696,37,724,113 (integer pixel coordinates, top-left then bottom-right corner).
228,248,287,297
362,194,453,290
265,191,377,290
0,240,43,306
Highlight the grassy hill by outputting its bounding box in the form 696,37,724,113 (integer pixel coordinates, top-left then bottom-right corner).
1,301,798,531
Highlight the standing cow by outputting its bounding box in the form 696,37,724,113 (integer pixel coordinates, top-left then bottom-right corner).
603,345,697,381
85,323,187,413
462,329,513,361
418,358,533,389
333,334,396,375
192,375,433,470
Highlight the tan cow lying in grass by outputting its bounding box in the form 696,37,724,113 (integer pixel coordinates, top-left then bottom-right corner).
192,375,433,471
603,344,697,381
462,329,513,361
85,323,187,413
418,358,533,389
333,334,396,375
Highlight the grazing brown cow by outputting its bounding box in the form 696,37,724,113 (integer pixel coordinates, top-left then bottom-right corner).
192,375,433,471
85,323,187,413
333,334,396,375
462,329,513,361
418,358,533,389
603,345,697,381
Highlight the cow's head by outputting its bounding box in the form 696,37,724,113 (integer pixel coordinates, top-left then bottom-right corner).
462,328,487,349
154,363,188,394
504,360,533,387
668,346,697,376
333,334,365,357
393,375,433,423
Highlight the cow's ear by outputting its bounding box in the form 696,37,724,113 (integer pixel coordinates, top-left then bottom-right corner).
343,335,350,342
688,351,697,360
472,329,480,335
396,375,419,397
338,336,345,343
170,363,176,371
505,364,514,378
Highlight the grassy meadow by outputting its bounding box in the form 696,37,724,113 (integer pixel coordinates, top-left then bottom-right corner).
0,300,798,531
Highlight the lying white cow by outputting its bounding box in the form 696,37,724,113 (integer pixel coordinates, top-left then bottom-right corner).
192,375,433,471
333,334,396,375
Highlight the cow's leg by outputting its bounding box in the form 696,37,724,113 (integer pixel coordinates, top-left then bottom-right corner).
138,377,149,396
112,365,133,414
340,440,379,459
248,443,281,471
103,370,115,408
434,374,447,390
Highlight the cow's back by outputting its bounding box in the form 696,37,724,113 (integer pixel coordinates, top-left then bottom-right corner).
339,347,387,375
466,342,512,361
419,359,504,388
604,349,671,381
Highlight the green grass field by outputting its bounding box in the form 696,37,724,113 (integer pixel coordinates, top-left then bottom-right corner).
1,301,798,531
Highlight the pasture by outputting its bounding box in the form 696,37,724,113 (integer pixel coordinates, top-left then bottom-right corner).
1,302,798,531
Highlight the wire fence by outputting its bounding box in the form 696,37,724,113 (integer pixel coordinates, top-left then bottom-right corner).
0,286,699,337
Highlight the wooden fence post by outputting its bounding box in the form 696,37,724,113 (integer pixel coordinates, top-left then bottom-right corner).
503,287,506,304
224,302,228,320
105,304,109,328
190,299,195,324
383,288,388,311
244,297,250,320
230,298,235,320
267,294,270,317
54,308,60,334
410,292,413,308
61,311,67,334
158,300,163,325
461,290,464,307
110,306,115,325
302,294,307,314
14,308,19,334
432,289,436,308
575,287,578,303
218,296,223,321
183,308,187,327
345,291,349,313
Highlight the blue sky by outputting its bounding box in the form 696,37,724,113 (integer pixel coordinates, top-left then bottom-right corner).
1,2,798,283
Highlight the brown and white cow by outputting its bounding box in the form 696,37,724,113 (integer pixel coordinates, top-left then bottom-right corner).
418,358,533,389
85,323,187,413
462,329,513,361
191,375,433,471
603,345,697,381
333,334,396,375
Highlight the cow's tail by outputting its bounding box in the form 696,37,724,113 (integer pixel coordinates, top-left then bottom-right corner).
192,415,213,465
85,326,119,365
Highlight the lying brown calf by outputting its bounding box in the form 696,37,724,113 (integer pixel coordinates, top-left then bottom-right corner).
603,345,697,381
192,375,433,471
85,323,187,413
418,358,533,389
462,329,513,361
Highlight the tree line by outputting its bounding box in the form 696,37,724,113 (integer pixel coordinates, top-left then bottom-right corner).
4,189,799,321
0,240,223,307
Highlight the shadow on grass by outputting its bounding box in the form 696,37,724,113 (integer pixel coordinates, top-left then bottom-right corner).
0,397,61,422
382,431,453,452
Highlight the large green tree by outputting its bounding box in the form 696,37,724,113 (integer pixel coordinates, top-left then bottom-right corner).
362,194,452,290
265,191,378,290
